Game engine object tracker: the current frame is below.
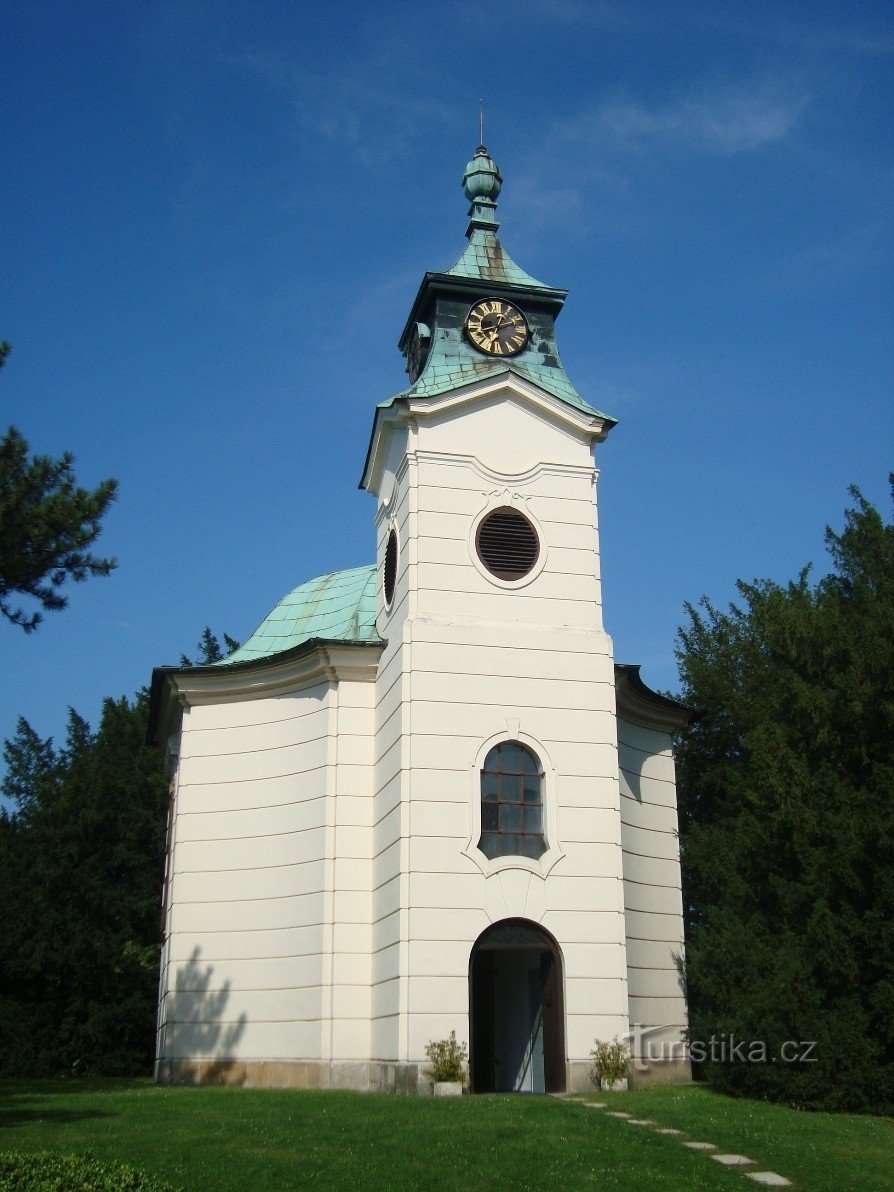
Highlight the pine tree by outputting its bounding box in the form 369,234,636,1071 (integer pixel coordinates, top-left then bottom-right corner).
0,343,118,632
675,479,894,1112
179,627,240,667
0,622,240,1076
0,696,168,1075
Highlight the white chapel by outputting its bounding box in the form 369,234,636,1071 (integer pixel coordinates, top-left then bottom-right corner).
149,144,691,1094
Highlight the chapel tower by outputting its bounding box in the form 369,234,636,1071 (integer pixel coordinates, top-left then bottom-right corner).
361,145,630,1090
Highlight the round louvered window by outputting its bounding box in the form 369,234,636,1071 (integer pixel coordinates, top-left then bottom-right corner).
476,507,540,581
383,528,398,607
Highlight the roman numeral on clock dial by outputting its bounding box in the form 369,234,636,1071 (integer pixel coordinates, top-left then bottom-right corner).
465,299,530,358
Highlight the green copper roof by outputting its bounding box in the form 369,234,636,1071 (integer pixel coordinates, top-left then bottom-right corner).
220,565,381,665
384,144,616,425
401,343,601,415
444,226,551,291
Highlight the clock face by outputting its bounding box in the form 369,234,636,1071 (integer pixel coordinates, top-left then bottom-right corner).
465,299,529,357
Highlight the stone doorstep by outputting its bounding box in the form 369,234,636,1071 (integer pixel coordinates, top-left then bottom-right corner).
711,1154,756,1167
745,1175,792,1188
683,1141,716,1150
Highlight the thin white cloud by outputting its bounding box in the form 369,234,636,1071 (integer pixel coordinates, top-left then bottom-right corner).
566,75,811,155
510,174,585,223
222,50,455,163
468,1,892,57
750,12,894,58
776,217,894,287
295,80,454,159
504,0,626,26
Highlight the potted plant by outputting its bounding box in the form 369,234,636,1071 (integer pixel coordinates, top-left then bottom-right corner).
424,1031,468,1096
588,1036,631,1091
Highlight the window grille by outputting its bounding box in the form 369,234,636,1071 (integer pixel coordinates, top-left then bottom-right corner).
478,741,546,860
475,508,539,581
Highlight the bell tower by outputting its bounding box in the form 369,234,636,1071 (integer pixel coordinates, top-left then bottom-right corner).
362,145,631,1090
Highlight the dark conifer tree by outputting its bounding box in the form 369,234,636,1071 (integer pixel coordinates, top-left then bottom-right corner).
0,627,239,1075
0,697,168,1074
179,627,240,666
0,342,118,632
675,479,894,1112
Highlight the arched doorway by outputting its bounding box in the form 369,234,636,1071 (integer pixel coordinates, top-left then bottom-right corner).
469,919,565,1093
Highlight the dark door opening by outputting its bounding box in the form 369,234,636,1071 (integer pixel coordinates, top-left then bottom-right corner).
470,919,565,1093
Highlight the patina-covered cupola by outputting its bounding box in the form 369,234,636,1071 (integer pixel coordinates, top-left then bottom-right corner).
395,144,615,423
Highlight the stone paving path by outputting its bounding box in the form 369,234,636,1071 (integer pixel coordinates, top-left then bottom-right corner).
581,1099,793,1187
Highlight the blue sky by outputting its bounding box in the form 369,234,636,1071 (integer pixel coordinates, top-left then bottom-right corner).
1,0,892,761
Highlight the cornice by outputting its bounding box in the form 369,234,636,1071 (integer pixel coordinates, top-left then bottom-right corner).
413,449,597,488
398,271,567,352
148,639,383,745
403,371,608,435
361,372,609,494
614,664,694,733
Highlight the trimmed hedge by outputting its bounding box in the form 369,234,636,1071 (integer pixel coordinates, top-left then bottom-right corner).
0,1151,175,1190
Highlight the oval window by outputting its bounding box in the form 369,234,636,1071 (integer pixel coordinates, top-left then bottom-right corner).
383,528,398,607
475,507,539,581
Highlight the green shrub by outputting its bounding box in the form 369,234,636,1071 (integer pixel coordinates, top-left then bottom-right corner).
0,1151,175,1190
423,1031,468,1083
588,1037,631,1090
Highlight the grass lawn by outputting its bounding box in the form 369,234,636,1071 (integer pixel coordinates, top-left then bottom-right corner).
0,1079,889,1190
590,1083,892,1190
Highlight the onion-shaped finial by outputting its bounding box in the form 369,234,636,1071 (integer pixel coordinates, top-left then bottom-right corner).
462,145,502,204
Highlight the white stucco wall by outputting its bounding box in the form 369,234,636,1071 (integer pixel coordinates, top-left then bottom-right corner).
371,444,413,1063
618,715,688,1070
157,671,376,1072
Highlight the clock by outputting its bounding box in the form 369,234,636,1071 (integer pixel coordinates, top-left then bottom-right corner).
465,299,529,357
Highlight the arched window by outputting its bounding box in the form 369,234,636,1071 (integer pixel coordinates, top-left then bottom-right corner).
478,742,546,860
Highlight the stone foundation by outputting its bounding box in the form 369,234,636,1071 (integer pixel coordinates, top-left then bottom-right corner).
565,1056,691,1093
155,1059,422,1093
155,1055,691,1093
628,1056,692,1087
565,1061,597,1092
